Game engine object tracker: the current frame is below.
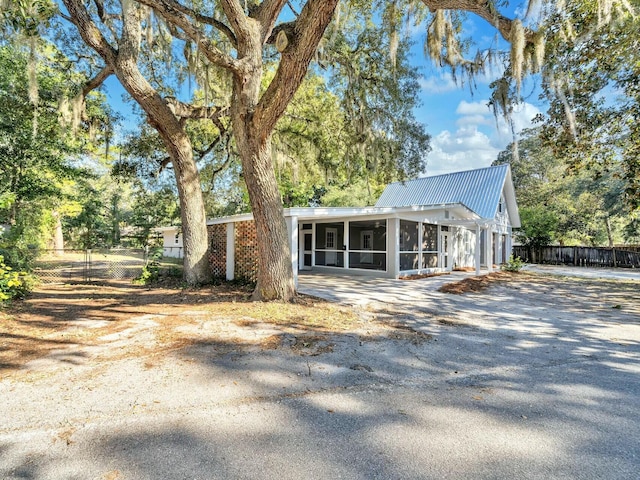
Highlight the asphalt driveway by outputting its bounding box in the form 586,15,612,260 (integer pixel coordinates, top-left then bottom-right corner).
1,268,639,479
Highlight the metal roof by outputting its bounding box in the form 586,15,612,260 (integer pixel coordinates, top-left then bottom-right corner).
375,164,512,220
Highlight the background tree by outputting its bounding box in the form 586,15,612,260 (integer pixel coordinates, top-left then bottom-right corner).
12,0,628,298
533,0,639,211
0,39,113,264
495,127,631,247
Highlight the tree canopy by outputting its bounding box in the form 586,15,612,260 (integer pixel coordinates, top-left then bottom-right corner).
2,0,638,299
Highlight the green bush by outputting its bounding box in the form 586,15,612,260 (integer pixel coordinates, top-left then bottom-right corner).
502,255,525,272
0,255,32,303
0,246,38,271
133,250,162,285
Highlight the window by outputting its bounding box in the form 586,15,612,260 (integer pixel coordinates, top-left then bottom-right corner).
399,220,419,252
422,223,437,251
325,229,336,249
399,220,419,271
361,231,373,250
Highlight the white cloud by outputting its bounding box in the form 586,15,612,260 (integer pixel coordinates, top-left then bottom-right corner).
424,126,500,176
419,73,459,94
456,114,494,128
424,100,542,176
456,100,491,116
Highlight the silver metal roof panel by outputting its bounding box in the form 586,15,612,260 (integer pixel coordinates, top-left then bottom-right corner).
375,164,510,219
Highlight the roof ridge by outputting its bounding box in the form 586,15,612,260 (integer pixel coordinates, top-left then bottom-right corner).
386,164,509,187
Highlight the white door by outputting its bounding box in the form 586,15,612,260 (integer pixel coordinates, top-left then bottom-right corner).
360,230,373,264
441,231,451,270
325,228,337,265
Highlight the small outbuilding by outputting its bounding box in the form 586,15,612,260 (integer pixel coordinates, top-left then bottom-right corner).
163,164,520,285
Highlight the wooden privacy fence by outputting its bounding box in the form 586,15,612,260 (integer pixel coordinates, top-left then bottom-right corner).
512,246,640,268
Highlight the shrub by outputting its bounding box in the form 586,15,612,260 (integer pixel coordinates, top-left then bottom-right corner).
133,258,160,285
0,255,32,303
502,255,525,272
133,249,162,285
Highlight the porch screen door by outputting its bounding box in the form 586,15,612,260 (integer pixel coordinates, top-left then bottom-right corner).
441,232,451,270
325,228,337,265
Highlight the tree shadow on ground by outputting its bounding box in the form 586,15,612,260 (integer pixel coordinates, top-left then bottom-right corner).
1,273,639,478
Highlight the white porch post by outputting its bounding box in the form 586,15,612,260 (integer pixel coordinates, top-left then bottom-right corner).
475,223,481,276
286,216,299,288
226,222,235,281
344,221,349,269
486,227,494,273
388,217,400,278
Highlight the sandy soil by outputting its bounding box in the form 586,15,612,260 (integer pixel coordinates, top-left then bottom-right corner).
1,272,638,479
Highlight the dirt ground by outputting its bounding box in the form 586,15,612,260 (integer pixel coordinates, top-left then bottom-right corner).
1,278,441,378
2,271,637,378
1,271,639,479
0,282,353,375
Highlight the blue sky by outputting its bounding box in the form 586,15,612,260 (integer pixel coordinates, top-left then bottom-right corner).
103,2,544,179
406,7,544,177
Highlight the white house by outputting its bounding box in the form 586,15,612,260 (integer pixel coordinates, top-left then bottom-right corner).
157,226,184,258
162,164,520,285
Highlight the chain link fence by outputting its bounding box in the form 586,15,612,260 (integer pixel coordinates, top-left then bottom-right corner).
33,249,149,284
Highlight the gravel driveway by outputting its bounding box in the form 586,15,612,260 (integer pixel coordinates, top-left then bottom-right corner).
1,269,639,479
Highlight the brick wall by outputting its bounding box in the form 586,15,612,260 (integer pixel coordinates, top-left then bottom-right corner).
234,221,259,282
207,224,226,279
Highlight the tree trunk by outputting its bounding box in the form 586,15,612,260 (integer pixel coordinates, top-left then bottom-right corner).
52,211,64,255
230,17,295,301
237,127,295,301
113,5,210,286
605,215,614,247
62,0,211,286
170,139,211,285
146,113,210,285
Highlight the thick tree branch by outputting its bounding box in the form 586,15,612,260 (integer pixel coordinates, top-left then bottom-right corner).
253,0,287,44
82,65,113,96
165,98,229,120
139,0,237,47
254,0,338,134
61,0,118,63
421,0,535,43
92,0,105,21
136,0,240,72
219,0,254,42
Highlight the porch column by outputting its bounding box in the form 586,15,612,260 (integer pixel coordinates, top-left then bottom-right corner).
344,221,349,269
486,227,494,273
286,216,299,288
475,224,481,276
388,218,400,278
226,222,234,281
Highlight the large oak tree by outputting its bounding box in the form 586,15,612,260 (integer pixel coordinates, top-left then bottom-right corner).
49,0,540,300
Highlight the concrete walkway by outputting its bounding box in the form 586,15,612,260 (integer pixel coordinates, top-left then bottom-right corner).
298,270,475,309
298,265,639,309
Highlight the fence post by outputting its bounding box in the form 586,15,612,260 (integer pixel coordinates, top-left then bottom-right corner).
612,247,617,268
